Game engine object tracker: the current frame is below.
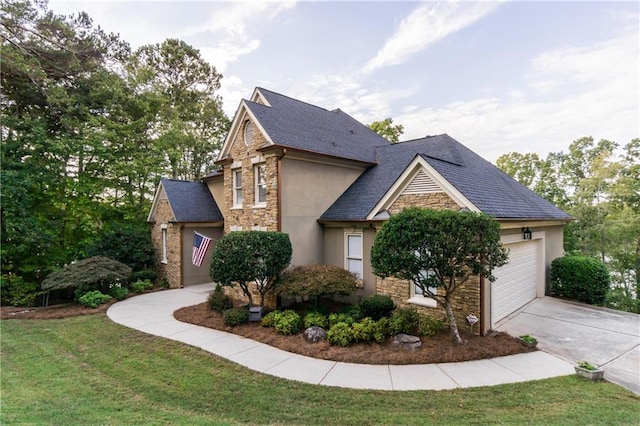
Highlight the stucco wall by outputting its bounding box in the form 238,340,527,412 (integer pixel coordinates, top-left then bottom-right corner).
181,226,223,286
281,157,364,267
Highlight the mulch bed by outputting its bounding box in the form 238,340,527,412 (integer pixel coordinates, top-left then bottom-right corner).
174,302,535,365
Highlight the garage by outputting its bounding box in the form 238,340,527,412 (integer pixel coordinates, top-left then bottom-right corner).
491,240,542,327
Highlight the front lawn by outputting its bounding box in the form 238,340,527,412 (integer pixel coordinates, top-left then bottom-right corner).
2,315,638,425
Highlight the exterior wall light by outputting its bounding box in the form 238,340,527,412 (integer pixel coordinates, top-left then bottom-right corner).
522,227,532,240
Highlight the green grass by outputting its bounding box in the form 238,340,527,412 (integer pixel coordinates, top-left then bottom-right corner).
2,315,638,425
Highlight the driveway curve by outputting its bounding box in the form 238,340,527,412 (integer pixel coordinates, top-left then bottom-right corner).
107,283,575,391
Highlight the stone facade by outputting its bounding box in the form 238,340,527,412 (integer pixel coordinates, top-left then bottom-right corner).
388,192,461,215
221,283,278,310
221,118,279,232
377,190,482,332
149,191,182,289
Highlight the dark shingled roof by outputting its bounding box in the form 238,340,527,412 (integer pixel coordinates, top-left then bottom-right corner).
245,88,390,163
321,134,571,221
161,179,223,223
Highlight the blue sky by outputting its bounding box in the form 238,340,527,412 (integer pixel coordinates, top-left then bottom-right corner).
49,0,639,162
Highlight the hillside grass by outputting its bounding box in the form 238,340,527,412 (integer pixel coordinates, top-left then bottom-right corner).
2,315,638,425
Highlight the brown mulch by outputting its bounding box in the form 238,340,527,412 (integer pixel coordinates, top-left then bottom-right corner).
0,299,117,320
2,298,534,365
174,302,535,365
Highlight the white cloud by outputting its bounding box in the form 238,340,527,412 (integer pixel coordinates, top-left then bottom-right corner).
395,30,639,162
182,1,296,73
363,0,502,74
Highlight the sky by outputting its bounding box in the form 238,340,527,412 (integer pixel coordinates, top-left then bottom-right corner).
48,0,639,162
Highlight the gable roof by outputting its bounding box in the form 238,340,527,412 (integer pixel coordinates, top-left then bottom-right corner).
230,88,390,163
321,134,571,221
148,179,223,223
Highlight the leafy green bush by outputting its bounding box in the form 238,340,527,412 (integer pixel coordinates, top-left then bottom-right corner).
42,256,132,299
222,307,249,326
339,305,363,322
418,316,444,337
276,264,359,304
329,312,356,328
274,310,302,335
208,286,233,313
0,274,42,307
327,322,354,347
360,294,395,320
211,231,292,307
261,310,281,328
304,311,328,329
109,285,129,300
130,279,154,294
78,291,112,308
130,269,157,283
388,307,420,335
551,256,610,304
351,317,380,343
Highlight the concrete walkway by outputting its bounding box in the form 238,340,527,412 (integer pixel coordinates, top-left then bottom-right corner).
497,297,640,395
107,283,575,391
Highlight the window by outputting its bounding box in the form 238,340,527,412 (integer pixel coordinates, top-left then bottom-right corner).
409,269,438,308
254,163,267,206
243,121,254,146
160,224,168,264
233,169,243,207
345,233,363,279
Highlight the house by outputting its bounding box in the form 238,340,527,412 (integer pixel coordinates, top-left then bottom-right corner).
147,87,571,334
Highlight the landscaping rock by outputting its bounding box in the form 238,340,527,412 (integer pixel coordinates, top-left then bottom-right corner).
393,333,422,350
303,326,327,343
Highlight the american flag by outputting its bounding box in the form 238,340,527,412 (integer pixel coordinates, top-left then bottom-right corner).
192,232,212,267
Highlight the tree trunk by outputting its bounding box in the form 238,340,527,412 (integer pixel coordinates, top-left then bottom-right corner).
444,299,464,345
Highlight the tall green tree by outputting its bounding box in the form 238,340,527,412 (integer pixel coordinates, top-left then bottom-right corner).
371,208,508,345
368,117,404,143
127,39,230,180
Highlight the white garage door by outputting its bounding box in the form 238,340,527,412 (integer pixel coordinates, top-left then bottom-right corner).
491,240,539,327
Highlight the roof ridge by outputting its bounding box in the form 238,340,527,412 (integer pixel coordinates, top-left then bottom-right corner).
256,87,333,114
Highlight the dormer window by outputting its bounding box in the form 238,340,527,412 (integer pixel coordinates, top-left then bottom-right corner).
243,120,254,146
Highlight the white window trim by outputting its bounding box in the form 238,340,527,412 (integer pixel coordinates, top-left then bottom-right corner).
344,232,363,279
232,169,243,208
230,225,243,232
251,226,267,231
407,271,438,308
160,224,168,264
254,163,267,207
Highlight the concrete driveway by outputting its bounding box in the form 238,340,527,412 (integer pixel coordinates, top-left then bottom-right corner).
497,297,640,394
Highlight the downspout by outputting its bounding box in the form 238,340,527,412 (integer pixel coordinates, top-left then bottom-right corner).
276,149,287,232
179,224,184,288
479,275,486,335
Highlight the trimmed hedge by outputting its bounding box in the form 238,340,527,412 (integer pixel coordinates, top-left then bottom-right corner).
360,294,395,320
222,307,249,326
551,256,610,305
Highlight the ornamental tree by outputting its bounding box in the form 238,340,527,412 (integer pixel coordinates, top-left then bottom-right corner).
210,231,292,306
371,208,508,344
276,264,359,305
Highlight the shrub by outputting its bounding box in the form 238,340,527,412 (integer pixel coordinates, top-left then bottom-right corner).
274,310,303,335
222,307,249,326
339,305,363,322
0,274,42,307
109,285,129,300
78,291,112,308
276,264,359,304
418,316,444,336
351,317,379,342
208,286,233,313
42,256,132,298
327,322,353,347
261,310,281,328
551,256,610,305
304,311,328,329
211,231,292,307
329,312,356,328
388,307,420,335
130,269,157,283
130,279,154,294
605,287,640,313
360,294,395,320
